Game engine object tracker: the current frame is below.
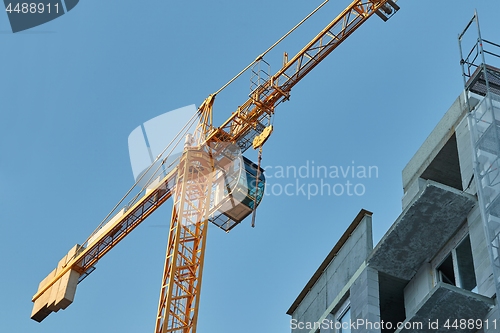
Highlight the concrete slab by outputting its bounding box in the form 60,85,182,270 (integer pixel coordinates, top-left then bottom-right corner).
395,282,493,333
368,180,476,281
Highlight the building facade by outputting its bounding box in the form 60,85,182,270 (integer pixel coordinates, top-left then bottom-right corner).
287,57,500,333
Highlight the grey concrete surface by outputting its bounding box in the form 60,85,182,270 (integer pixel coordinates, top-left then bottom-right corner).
395,282,493,333
368,180,476,281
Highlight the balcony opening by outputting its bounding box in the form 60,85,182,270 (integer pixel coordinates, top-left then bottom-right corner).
378,272,407,333
420,133,463,191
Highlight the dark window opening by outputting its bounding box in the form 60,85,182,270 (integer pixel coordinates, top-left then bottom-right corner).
437,254,456,286
436,235,477,292
456,236,477,291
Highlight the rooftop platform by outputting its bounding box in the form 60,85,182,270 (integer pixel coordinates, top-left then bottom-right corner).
466,64,500,97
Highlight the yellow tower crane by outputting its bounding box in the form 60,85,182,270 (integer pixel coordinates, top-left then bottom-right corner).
30,1,400,332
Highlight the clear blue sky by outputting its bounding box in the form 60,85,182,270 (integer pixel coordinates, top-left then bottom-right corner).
2,1,500,332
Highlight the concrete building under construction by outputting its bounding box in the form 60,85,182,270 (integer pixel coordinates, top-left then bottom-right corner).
287,15,500,333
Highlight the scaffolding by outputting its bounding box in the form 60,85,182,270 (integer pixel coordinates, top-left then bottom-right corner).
459,11,500,314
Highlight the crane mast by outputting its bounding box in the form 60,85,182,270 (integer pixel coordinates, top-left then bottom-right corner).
155,147,215,333
31,1,399,331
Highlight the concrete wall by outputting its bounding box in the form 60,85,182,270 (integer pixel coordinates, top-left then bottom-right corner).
350,267,381,333
291,214,373,333
403,263,433,317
